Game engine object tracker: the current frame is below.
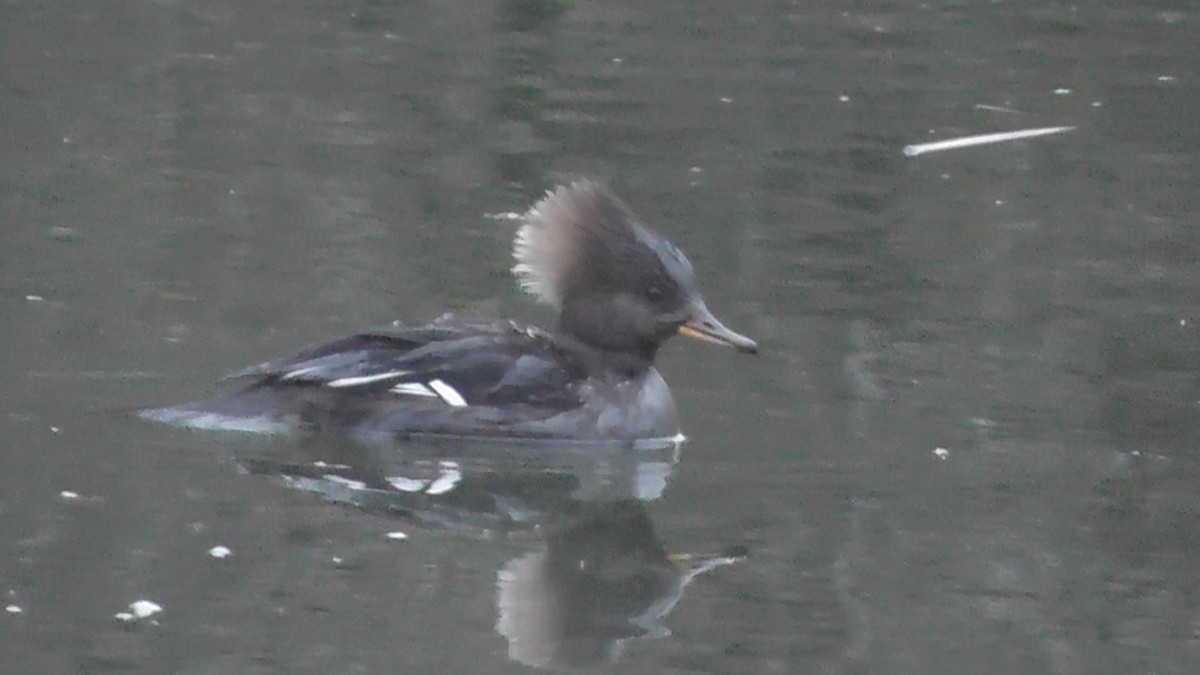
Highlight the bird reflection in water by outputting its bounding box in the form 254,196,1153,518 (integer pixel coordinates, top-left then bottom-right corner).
237,435,746,669
497,499,746,669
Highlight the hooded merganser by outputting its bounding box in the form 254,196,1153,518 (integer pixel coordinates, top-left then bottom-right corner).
140,180,757,443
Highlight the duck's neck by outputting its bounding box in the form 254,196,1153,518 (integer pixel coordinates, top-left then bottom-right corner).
555,295,663,375
552,328,658,379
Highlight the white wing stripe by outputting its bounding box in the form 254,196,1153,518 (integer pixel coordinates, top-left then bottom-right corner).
390,382,438,397
386,476,429,492
326,370,410,388
387,379,469,406
428,379,468,407
281,366,320,380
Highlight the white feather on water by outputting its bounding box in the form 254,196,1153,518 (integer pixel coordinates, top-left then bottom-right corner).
903,126,1075,157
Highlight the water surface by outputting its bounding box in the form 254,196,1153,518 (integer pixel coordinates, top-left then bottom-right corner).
3,1,1198,673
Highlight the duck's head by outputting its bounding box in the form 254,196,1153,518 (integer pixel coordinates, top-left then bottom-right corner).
513,180,757,364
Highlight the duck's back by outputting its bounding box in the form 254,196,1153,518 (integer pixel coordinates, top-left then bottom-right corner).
140,319,680,443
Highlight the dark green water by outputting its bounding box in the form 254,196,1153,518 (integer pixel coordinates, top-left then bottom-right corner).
3,1,1198,672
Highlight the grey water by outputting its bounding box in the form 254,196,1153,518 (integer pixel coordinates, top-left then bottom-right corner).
3,1,1199,673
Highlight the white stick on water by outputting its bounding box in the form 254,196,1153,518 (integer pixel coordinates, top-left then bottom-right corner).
903,126,1075,157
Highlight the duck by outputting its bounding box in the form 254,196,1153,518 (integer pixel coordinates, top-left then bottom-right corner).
140,180,757,443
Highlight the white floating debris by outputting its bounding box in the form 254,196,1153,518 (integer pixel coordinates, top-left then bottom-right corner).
839,95,850,102
5,605,21,615
689,166,703,174
995,200,1005,206
903,126,1075,157
974,103,1018,114
50,426,60,433
386,531,409,540
1053,88,1072,95
331,556,343,565
26,295,44,302
1157,75,1175,82
484,211,523,221
208,545,232,559
1091,101,1103,108
130,600,162,618
719,96,733,104
116,599,163,622
933,447,950,460
57,489,103,505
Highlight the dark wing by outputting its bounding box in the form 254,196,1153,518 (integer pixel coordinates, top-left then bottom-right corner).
141,320,590,437
232,321,583,413
224,322,461,381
